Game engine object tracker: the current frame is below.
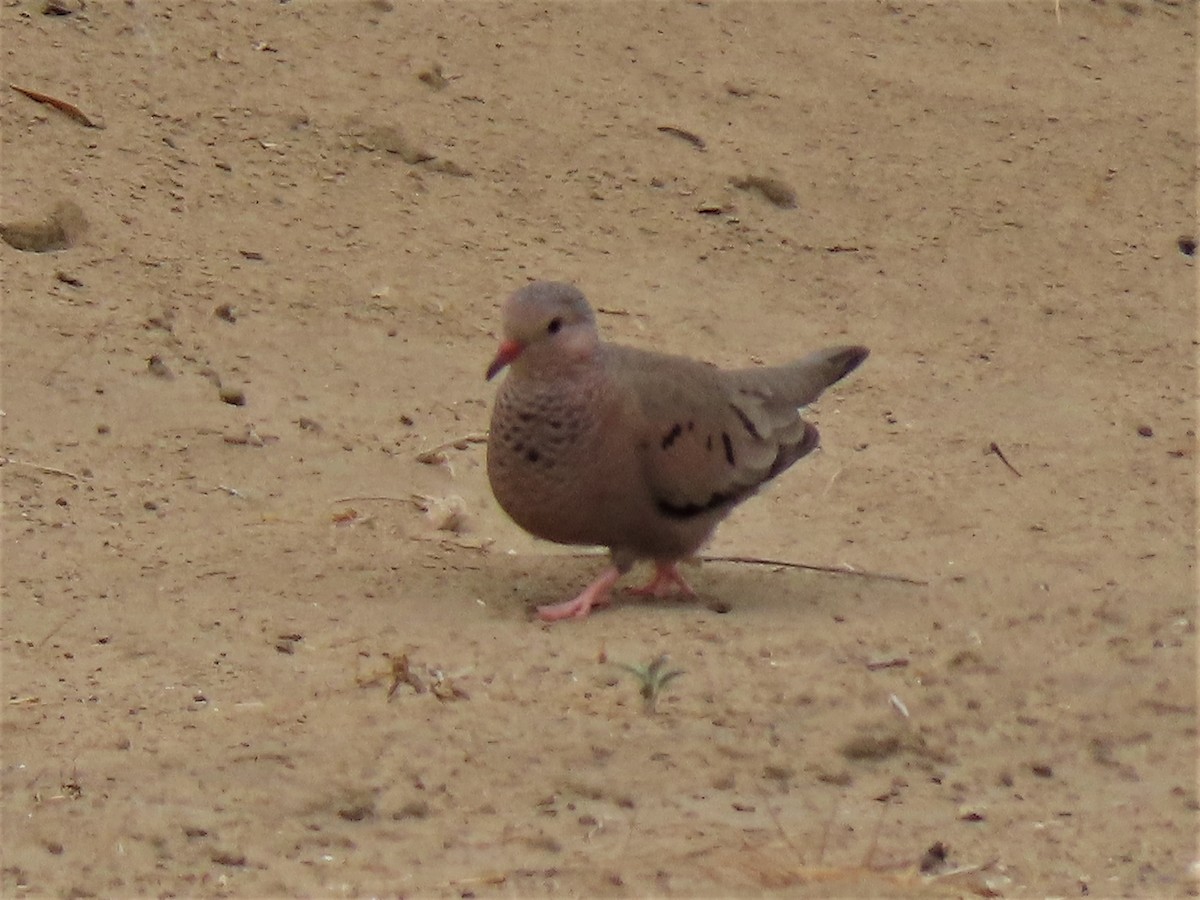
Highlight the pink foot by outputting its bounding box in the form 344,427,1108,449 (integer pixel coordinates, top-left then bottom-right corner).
537,566,622,622
626,561,697,599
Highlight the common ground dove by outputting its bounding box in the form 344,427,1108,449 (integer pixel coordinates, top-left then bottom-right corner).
485,281,868,622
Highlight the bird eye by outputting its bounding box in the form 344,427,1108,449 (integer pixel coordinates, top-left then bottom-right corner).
547,317,563,335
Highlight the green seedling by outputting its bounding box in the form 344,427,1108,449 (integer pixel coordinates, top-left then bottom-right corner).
614,653,684,714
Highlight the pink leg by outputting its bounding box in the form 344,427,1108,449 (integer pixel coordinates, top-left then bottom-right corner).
537,565,622,622
626,561,697,599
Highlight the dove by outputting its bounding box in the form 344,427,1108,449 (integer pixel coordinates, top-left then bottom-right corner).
485,281,868,622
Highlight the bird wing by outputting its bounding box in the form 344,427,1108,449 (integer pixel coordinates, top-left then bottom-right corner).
605,344,865,520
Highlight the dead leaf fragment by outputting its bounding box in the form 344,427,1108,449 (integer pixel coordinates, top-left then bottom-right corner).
412,494,469,533
418,62,449,90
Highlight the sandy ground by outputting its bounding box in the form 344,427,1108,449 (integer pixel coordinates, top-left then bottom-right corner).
2,0,1197,897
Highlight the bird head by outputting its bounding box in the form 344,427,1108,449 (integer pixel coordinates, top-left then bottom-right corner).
486,281,600,380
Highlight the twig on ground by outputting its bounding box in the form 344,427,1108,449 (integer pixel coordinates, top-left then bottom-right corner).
36,613,75,648
987,441,1022,477
656,124,707,150
866,656,910,671
821,467,843,498
863,797,890,870
330,494,410,504
0,455,85,481
701,554,928,586
10,84,103,128
756,791,1005,895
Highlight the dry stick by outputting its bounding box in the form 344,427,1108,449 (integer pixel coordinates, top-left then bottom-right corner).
866,656,910,671
9,84,102,128
816,797,839,866
701,554,928,586
988,441,1022,477
862,797,889,871
766,787,998,888
820,467,842,499
619,805,640,862
0,455,84,481
331,494,411,504
763,793,805,862
557,549,928,586
656,124,707,150
36,613,75,648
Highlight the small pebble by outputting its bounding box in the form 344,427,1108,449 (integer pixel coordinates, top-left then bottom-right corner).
147,355,174,379
731,175,798,209
219,387,246,407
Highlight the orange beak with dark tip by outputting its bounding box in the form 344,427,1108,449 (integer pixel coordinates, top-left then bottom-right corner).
486,339,525,380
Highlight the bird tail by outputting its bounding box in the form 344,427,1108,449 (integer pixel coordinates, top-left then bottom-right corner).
731,345,869,409
725,344,867,482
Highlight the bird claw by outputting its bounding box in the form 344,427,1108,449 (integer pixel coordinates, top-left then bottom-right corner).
536,565,621,622
626,562,697,599
535,562,696,622
536,594,606,621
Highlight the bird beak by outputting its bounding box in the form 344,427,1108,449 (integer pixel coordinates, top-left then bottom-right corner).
486,339,524,380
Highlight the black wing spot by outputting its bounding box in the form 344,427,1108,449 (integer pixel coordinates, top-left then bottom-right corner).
657,487,740,519
730,404,761,440
525,448,541,463
687,421,695,432
661,423,683,450
722,432,736,466
705,435,713,452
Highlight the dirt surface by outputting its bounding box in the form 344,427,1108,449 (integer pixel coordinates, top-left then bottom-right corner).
2,1,1197,897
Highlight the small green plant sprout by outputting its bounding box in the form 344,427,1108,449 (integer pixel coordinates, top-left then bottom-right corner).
614,653,684,714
